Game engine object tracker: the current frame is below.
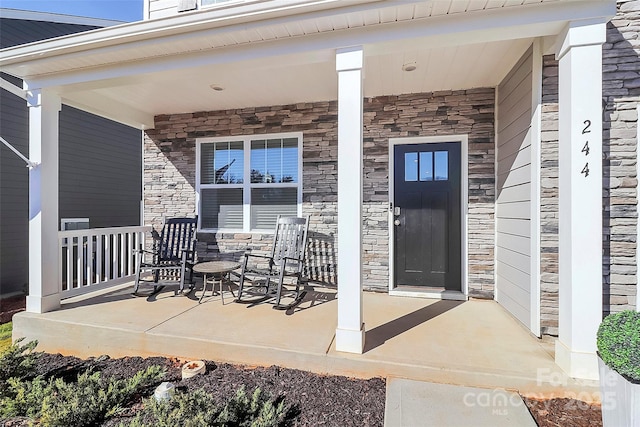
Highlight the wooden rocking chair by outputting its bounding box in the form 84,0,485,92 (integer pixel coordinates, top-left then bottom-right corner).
236,215,309,310
133,216,197,296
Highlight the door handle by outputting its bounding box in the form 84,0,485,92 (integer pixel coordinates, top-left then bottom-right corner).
394,219,401,226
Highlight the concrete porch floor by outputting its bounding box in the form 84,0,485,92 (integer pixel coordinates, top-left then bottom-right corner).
12,282,599,400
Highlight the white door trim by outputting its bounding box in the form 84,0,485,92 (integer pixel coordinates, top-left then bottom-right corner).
388,135,469,300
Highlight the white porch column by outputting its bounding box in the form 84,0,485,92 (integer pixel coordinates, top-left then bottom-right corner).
26,88,61,313
555,21,606,380
335,46,365,353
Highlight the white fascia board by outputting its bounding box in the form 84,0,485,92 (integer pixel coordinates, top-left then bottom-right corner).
0,8,124,27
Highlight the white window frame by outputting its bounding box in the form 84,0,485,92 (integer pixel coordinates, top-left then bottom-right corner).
196,132,303,233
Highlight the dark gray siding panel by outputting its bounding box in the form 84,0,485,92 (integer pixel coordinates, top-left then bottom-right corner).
59,106,142,228
0,18,99,48
0,77,30,295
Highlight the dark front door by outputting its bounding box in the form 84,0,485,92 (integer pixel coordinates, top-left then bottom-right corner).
393,142,461,290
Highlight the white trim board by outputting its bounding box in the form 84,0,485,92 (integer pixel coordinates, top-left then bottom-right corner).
388,135,469,300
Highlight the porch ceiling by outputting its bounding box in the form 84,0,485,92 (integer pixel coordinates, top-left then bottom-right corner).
59,37,534,123
0,0,615,129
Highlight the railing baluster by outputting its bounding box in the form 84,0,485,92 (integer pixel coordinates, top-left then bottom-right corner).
59,236,64,292
119,233,125,278
96,234,103,283
126,232,133,275
87,235,94,286
74,239,78,287
66,236,73,291
111,234,117,280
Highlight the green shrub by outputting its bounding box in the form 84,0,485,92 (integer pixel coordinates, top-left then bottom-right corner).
122,388,218,427
217,387,287,427
120,386,288,427
0,365,165,426
0,338,40,384
0,375,48,419
597,310,640,382
0,375,44,420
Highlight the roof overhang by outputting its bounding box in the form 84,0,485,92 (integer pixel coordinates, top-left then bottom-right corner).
0,0,616,129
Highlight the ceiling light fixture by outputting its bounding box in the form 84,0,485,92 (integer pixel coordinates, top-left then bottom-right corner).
210,84,224,91
402,62,417,72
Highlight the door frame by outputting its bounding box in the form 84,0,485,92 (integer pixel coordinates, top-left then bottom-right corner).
388,135,469,300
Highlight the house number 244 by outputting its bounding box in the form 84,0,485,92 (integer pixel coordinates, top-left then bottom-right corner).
581,120,591,177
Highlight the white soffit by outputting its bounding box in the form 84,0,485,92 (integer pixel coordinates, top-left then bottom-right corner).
57,36,532,121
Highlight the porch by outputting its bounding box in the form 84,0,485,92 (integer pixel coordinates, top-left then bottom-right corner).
12,281,597,399
0,0,619,382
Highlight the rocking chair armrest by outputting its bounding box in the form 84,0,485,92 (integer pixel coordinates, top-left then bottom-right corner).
243,253,274,261
136,248,158,256
280,255,304,264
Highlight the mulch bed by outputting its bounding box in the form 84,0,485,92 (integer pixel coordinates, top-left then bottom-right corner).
523,397,602,427
3,352,386,426
0,296,25,324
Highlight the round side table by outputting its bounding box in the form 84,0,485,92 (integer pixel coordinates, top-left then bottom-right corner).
193,260,241,304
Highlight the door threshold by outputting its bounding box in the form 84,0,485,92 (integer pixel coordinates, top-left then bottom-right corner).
389,287,467,301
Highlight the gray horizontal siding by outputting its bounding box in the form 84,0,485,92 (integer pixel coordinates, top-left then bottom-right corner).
496,45,534,330
59,106,142,228
0,77,30,295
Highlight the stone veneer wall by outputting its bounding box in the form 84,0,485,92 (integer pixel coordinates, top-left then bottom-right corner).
540,55,559,336
539,0,640,335
144,90,496,294
602,0,639,313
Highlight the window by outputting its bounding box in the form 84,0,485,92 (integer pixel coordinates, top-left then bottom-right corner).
197,133,302,231
404,150,448,182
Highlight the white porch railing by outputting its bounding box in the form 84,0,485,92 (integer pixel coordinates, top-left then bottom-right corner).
58,226,151,298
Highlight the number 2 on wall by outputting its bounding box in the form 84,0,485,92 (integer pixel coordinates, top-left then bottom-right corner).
582,120,591,134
